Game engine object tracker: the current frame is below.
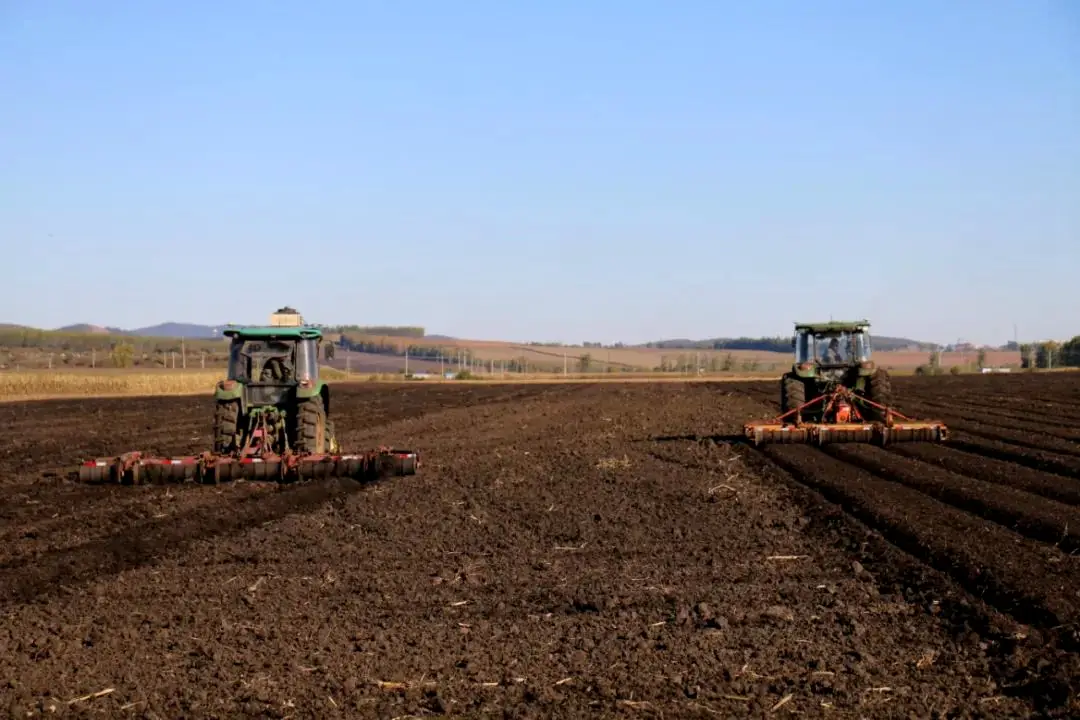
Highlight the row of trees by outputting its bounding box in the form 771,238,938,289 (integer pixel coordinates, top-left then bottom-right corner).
321,325,424,338
0,327,223,354
913,337,1080,375
1020,338,1080,369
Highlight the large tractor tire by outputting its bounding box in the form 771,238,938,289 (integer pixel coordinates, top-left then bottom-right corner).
213,400,240,454
780,374,806,415
294,400,328,454
863,368,895,421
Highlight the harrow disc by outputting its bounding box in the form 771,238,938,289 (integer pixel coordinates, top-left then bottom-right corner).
744,423,809,445
879,423,948,444
813,424,875,444
78,452,200,484
744,421,948,447
77,449,420,484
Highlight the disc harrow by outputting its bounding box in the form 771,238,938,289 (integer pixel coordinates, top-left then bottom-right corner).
744,385,948,447
77,448,419,485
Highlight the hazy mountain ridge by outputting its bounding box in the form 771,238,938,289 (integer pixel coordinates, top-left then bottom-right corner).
55,322,225,338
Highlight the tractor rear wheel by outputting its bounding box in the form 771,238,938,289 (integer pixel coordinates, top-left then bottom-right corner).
213,400,240,454
864,368,894,421
780,374,806,415
294,400,328,454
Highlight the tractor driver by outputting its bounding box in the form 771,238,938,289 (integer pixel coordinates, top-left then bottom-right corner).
822,337,843,364
259,343,294,382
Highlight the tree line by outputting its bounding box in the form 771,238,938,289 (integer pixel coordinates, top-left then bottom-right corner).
1020,338,1080,369
321,325,424,338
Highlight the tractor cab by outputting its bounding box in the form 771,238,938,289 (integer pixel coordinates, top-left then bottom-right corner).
226,333,319,385
217,324,327,417
794,321,873,370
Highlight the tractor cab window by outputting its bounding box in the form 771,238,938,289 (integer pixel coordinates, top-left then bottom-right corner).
227,339,297,383
227,341,247,381
853,331,871,362
816,332,851,365
795,331,813,364
295,338,318,382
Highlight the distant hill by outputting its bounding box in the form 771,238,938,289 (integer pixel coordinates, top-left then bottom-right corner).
52,322,222,338
56,324,126,335
129,323,224,338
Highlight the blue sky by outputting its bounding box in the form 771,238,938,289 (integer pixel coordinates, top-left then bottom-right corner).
1,1,1077,345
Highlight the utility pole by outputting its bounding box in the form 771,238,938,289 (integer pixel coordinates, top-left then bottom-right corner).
405,346,409,376
92,349,96,368
181,338,186,369
563,351,567,376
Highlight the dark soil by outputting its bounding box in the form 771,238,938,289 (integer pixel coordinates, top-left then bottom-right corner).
1,374,1079,717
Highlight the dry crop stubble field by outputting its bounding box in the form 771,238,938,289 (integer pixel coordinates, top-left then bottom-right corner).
1,373,1078,717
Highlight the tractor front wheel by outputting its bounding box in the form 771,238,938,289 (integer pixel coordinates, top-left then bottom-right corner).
213,400,240,454
294,400,328,454
863,368,895,421
780,374,806,416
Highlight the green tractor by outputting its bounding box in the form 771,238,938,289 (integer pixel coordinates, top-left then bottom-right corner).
780,320,894,422
212,313,339,456
75,307,423,483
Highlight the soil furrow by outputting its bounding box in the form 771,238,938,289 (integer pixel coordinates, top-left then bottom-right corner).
948,435,1080,478
889,443,1080,506
757,445,1080,642
907,398,1080,429
901,403,1080,443
823,445,1080,552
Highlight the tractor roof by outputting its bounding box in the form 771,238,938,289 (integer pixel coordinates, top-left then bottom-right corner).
223,326,322,340
794,320,870,333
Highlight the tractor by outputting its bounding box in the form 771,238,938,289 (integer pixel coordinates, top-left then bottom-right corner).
76,307,418,484
212,314,339,457
744,320,948,445
781,320,893,421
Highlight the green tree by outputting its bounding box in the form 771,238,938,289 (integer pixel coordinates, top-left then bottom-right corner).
1036,341,1062,369
578,353,592,373
1062,336,1080,367
110,342,135,368
976,348,987,369
1019,343,1034,369
928,349,942,374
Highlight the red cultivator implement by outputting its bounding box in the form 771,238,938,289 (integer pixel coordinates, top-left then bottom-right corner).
744,385,948,446
78,447,418,485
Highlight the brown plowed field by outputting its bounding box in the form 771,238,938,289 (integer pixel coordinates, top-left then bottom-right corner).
2,374,1079,717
